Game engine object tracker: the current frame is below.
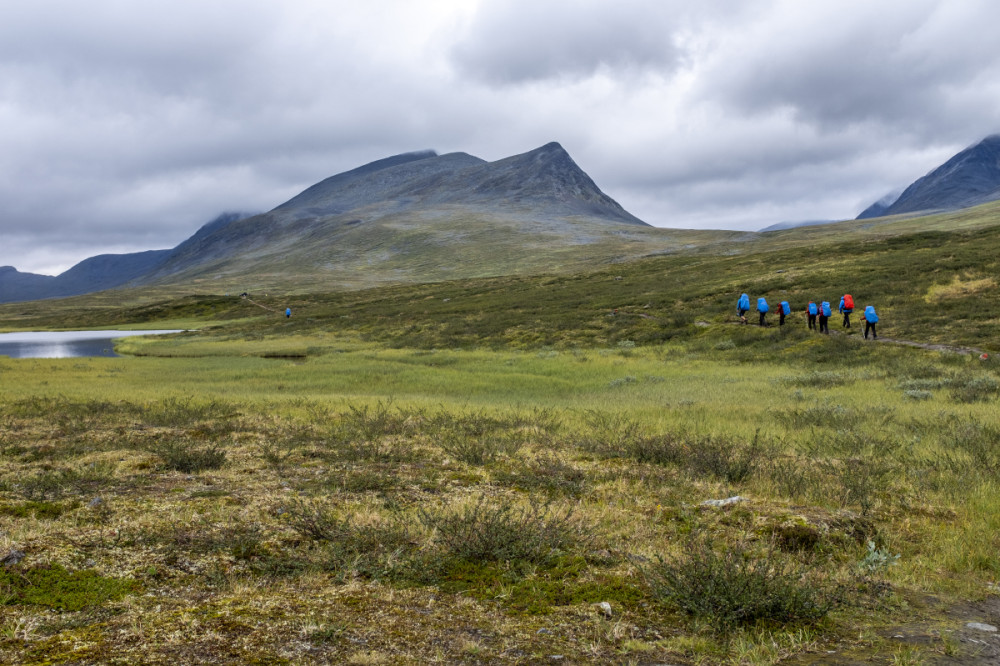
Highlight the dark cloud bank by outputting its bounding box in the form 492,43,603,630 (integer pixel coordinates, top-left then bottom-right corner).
2,0,999,274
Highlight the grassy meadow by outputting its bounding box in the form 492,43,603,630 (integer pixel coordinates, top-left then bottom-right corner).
2,217,1000,664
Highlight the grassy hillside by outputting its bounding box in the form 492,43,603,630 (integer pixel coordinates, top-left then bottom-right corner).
3,210,1000,664
10,206,995,351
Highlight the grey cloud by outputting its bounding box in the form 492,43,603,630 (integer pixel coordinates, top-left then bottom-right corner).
700,1,1000,137
2,1,999,275
450,0,684,84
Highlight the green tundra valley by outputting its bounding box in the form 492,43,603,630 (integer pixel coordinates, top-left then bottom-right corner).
3,197,1000,664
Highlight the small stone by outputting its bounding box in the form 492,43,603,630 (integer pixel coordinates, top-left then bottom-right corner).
700,496,746,507
966,622,998,632
88,497,104,509
536,628,552,635
1,549,25,567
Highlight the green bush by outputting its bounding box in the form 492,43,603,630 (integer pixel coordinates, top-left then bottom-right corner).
150,439,227,473
418,496,585,564
685,433,767,484
949,375,1000,403
643,535,834,633
493,454,588,498
438,431,521,466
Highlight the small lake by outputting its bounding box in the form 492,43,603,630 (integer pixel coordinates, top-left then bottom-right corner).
0,330,184,359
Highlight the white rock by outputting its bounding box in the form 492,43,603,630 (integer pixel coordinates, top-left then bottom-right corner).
966,622,998,632
700,496,746,507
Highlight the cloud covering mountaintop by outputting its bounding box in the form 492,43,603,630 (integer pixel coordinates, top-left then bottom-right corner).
2,0,1000,274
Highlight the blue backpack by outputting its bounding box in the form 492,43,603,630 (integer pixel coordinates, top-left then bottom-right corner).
821,301,831,317
808,302,817,315
757,297,769,313
864,305,878,323
780,301,790,315
738,293,750,312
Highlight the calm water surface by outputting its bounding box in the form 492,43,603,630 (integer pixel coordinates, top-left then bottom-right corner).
0,330,184,359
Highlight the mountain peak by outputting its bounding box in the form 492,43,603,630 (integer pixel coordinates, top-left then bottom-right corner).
858,134,1000,218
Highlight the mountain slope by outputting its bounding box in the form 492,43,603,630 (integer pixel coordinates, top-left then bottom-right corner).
133,142,657,292
858,135,1000,218
0,213,257,304
0,251,171,304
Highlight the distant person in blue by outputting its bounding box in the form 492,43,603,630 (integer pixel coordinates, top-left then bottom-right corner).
819,301,831,334
839,294,854,328
779,300,790,326
737,293,750,324
757,297,769,326
285,308,291,318
807,301,817,330
863,305,878,339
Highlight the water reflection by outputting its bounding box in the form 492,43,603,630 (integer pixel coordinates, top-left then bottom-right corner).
0,330,183,359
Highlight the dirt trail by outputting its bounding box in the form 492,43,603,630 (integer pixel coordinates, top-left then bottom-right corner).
876,336,985,355
716,317,989,356
779,596,1000,665
243,297,279,314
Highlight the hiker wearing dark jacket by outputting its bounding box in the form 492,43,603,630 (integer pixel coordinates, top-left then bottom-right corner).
863,305,879,339
818,301,831,334
757,297,769,327
839,294,854,328
807,302,817,330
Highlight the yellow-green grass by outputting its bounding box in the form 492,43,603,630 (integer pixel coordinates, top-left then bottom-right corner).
5,208,1000,662
3,323,1000,663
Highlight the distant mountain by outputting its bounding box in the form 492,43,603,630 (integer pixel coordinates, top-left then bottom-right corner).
759,219,836,232
0,251,171,304
858,135,1000,219
0,266,57,303
0,212,252,304
1,144,656,301
131,142,652,290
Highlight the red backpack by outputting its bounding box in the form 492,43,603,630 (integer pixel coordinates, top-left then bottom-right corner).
843,294,854,310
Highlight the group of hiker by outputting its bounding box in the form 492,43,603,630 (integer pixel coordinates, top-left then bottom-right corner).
737,293,879,339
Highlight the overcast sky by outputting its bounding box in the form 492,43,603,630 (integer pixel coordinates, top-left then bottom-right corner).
3,0,999,275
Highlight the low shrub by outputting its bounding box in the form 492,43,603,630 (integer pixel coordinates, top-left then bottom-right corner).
782,371,850,388
686,433,767,484
418,495,585,565
150,439,227,473
642,535,834,633
949,375,1000,403
438,431,521,466
280,499,415,580
493,454,588,498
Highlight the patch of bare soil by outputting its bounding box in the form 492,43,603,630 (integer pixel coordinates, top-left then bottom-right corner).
780,596,1000,665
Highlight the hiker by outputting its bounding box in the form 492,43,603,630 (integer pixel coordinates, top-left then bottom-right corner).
779,300,790,326
863,305,878,339
737,293,750,324
757,297,769,326
819,301,831,334
285,307,291,318
807,301,818,330
839,294,854,328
